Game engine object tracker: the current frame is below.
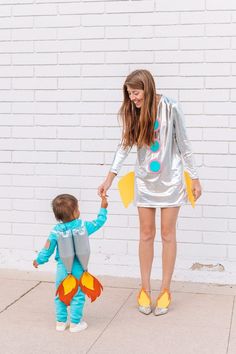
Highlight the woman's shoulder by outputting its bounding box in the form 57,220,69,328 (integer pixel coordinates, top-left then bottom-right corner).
159,95,183,119
161,95,178,107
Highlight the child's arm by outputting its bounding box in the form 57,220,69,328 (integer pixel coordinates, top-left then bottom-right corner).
33,232,57,267
85,196,108,236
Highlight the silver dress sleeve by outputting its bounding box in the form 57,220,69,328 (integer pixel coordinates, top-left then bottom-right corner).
172,102,199,179
110,142,131,175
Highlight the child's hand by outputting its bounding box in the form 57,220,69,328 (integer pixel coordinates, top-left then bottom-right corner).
33,260,39,268
101,195,108,209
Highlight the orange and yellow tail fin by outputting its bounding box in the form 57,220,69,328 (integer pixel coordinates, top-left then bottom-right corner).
78,271,103,302
56,274,79,306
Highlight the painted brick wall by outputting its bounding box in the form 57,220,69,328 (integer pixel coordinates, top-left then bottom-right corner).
0,0,235,283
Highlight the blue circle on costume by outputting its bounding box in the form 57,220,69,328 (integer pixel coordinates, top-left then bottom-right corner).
154,120,159,130
149,160,161,172
150,140,160,152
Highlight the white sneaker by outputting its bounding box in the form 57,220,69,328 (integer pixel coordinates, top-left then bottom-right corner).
56,321,68,331
69,320,88,333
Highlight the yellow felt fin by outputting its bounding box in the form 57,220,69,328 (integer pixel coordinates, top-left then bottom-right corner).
118,171,135,208
138,289,151,307
63,274,77,295
56,274,79,306
184,171,195,208
157,291,171,309
81,271,94,291
78,271,103,302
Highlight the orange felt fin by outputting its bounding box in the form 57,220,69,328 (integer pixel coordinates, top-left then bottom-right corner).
118,171,135,208
78,271,103,302
184,171,195,208
56,274,79,306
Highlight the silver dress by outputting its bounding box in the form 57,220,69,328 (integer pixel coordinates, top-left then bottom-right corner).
110,95,198,208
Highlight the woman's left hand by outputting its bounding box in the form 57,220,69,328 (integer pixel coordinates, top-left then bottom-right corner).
191,179,202,201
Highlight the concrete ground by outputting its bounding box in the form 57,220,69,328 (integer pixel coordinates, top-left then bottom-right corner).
1,269,236,354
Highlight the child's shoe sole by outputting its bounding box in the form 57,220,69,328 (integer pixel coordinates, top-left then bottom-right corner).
70,320,88,333
56,322,68,331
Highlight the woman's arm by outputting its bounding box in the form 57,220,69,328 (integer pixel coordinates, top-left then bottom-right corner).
98,142,131,197
172,102,198,180
110,142,131,175
172,102,202,201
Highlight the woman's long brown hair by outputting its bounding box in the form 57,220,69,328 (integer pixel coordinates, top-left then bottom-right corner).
119,69,157,149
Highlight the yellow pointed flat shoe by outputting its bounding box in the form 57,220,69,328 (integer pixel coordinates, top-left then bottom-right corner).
154,288,171,316
137,288,152,315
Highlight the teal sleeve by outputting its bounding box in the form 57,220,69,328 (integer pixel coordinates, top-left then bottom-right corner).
85,208,108,236
36,232,57,265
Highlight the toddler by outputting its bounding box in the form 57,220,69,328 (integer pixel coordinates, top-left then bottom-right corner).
33,193,108,332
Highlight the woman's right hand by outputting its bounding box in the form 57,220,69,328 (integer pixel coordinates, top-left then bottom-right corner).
98,179,112,197
98,172,116,197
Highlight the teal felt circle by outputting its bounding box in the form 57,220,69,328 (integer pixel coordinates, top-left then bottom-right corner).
150,140,160,152
154,120,159,130
149,160,161,172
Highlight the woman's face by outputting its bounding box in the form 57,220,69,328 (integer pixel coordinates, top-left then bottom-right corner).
127,85,144,108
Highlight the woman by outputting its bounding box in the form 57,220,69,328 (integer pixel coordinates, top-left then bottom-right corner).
98,69,202,316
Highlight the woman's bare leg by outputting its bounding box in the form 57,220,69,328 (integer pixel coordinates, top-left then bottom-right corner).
160,207,180,291
138,207,156,292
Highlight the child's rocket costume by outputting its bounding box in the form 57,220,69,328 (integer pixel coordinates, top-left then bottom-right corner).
112,96,198,208
36,207,107,325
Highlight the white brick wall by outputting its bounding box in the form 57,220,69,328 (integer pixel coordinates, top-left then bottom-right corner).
0,0,236,284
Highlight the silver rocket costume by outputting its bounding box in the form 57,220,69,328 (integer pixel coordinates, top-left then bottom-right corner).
110,95,198,208
57,221,90,274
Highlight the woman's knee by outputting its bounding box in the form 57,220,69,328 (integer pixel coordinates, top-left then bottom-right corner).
161,227,176,243
140,226,156,242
